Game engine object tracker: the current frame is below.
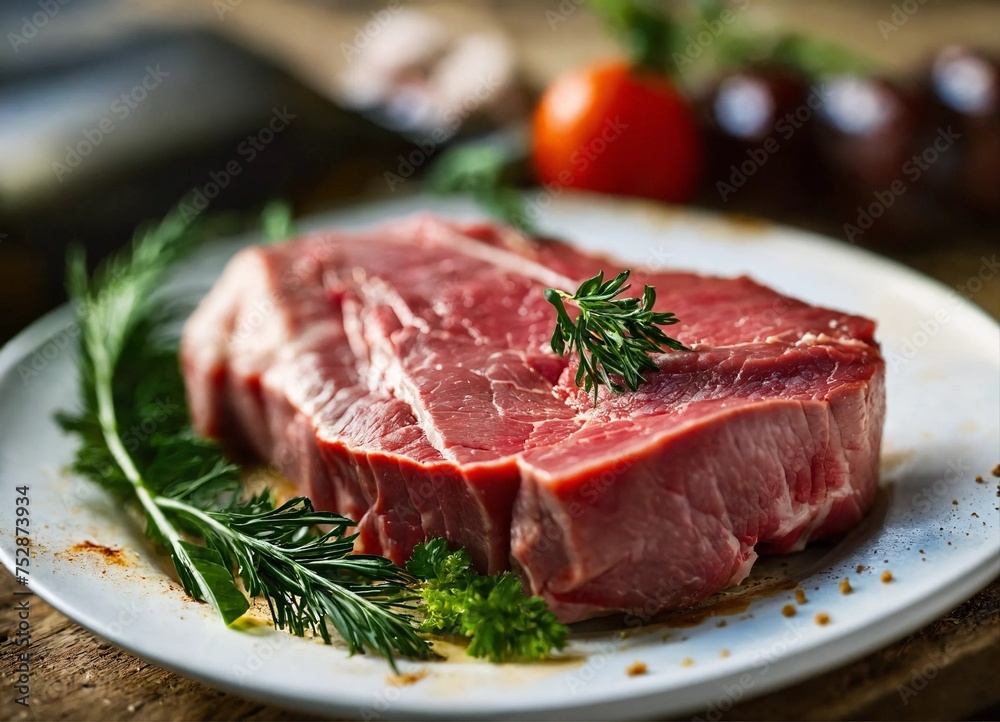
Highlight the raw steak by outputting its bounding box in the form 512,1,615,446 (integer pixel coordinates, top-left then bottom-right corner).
181,215,884,623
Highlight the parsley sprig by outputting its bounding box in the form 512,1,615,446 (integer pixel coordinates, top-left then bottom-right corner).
407,540,568,663
546,270,688,404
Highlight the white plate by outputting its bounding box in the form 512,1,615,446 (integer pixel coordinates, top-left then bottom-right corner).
1,194,998,720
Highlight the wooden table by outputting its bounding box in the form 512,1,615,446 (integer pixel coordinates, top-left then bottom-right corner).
2,568,998,721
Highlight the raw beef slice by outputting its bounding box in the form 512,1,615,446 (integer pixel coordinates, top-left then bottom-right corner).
181,215,884,623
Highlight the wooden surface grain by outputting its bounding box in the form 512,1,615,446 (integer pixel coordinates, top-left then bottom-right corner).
1,568,997,721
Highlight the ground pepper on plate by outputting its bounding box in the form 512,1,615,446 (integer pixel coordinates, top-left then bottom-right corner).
626,661,648,677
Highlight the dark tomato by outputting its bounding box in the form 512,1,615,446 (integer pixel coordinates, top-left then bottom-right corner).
697,66,821,210
923,45,1000,217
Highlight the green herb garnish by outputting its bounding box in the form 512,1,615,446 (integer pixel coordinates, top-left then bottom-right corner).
407,539,569,663
260,199,295,243
57,203,568,668
426,142,532,232
590,0,874,82
57,205,430,670
590,0,682,73
546,270,688,404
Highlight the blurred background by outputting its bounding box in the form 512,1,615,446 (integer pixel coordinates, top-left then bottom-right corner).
1,0,999,344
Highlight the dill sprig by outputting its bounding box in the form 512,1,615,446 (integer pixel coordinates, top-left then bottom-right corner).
545,270,688,404
57,203,432,670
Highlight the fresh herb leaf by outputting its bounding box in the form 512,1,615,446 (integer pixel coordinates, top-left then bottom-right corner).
461,575,569,664
408,540,569,662
59,207,252,622
177,541,251,624
768,34,874,79
426,142,532,232
590,0,682,73
261,200,295,243
57,203,432,670
159,496,430,663
407,537,475,589
591,0,874,81
545,270,688,404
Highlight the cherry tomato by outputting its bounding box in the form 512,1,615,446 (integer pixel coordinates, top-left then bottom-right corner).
532,61,702,203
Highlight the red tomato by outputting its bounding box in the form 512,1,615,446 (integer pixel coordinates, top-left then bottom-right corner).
532,61,702,203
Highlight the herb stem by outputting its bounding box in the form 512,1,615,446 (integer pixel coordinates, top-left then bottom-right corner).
156,497,403,615
89,338,225,611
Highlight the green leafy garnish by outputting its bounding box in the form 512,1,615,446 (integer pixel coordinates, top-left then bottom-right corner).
57,202,569,669
260,200,295,243
590,0,682,73
426,142,532,232
407,539,569,663
57,204,431,670
545,270,688,404
161,496,430,662
590,0,874,81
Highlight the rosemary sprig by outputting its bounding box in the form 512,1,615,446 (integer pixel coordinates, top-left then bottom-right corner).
57,202,570,668
545,270,688,404
57,204,431,670
161,495,430,663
